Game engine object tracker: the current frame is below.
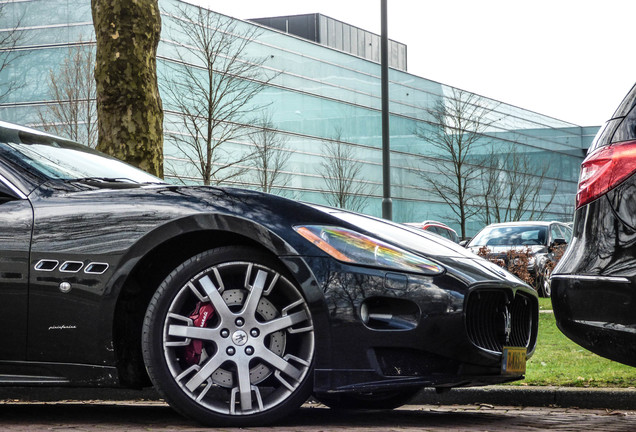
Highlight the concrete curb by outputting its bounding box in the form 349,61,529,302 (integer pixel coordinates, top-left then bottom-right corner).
411,386,636,410
1,386,635,410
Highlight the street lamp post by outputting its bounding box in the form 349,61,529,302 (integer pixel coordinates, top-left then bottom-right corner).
380,0,392,220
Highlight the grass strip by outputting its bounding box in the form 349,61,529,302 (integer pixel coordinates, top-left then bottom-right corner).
512,298,636,387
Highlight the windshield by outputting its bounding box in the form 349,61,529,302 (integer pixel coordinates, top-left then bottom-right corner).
469,225,548,247
0,129,164,184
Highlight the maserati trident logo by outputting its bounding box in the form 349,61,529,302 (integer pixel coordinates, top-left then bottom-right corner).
503,305,512,344
232,330,248,346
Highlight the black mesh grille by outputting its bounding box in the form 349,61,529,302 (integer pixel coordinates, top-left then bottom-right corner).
466,290,535,353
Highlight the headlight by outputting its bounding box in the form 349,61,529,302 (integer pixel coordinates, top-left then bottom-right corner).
294,225,444,275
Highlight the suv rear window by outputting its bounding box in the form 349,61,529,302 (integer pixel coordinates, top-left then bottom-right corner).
613,83,636,119
588,84,636,153
611,104,636,144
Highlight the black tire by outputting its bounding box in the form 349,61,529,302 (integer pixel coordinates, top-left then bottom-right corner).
314,388,421,410
142,246,315,427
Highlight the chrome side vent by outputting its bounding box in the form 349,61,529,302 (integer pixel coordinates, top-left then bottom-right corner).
59,261,83,273
34,260,59,271
84,262,109,274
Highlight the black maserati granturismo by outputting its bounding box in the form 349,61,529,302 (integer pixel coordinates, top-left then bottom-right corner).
0,121,538,426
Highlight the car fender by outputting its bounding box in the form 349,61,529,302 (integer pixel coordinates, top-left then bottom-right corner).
106,213,331,383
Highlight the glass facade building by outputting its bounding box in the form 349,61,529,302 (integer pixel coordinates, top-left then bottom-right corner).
0,0,598,236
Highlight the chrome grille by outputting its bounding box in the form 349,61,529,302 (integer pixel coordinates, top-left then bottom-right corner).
466,290,535,353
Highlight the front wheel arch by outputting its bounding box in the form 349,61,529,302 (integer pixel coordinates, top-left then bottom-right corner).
112,228,272,388
110,216,330,390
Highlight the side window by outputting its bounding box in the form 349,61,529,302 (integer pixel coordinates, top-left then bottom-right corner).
560,225,572,242
550,225,562,243
425,226,439,235
550,224,571,243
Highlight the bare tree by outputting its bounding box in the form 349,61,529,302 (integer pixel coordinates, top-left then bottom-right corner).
479,144,558,224
37,39,97,147
161,4,277,185
320,132,372,212
508,148,558,221
92,0,164,177
0,3,27,102
247,114,292,194
478,145,501,226
414,88,500,238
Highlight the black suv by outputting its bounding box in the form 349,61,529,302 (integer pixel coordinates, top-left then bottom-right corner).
551,83,636,367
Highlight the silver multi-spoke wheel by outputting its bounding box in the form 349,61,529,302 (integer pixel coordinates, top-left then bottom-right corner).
143,247,315,426
537,265,552,297
540,266,552,297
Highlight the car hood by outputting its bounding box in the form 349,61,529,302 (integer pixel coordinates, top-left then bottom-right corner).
55,183,474,260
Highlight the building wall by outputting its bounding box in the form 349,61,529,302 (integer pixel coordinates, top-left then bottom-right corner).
0,0,596,236
250,13,408,71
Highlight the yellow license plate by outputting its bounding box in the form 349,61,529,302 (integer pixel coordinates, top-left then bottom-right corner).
501,346,527,375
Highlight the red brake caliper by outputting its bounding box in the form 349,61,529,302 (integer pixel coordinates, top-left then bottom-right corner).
184,301,215,365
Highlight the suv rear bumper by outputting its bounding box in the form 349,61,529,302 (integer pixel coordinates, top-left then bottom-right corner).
551,274,636,366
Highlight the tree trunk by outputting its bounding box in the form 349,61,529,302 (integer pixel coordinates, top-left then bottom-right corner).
91,0,163,177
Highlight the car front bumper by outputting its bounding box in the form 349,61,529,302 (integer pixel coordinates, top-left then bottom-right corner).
297,255,538,393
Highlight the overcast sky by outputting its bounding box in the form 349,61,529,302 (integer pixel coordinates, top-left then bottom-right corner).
193,0,635,126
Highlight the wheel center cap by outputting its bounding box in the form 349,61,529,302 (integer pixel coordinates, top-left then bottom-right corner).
232,330,248,346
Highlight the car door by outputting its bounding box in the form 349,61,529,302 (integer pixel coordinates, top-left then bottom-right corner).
0,176,32,360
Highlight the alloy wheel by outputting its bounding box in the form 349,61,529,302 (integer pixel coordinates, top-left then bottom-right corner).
143,247,314,425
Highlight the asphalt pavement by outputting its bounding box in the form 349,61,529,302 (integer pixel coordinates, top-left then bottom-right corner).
1,400,635,432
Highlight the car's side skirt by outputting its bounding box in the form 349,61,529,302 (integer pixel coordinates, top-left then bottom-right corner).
0,361,120,387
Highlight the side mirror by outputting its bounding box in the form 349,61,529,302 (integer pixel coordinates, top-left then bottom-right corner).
459,240,469,248
550,237,566,251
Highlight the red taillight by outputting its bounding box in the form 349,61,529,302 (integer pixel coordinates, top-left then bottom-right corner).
576,140,636,209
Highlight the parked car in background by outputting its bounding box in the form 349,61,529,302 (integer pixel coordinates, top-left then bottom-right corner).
551,83,636,368
0,122,539,426
404,220,460,243
466,221,572,297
